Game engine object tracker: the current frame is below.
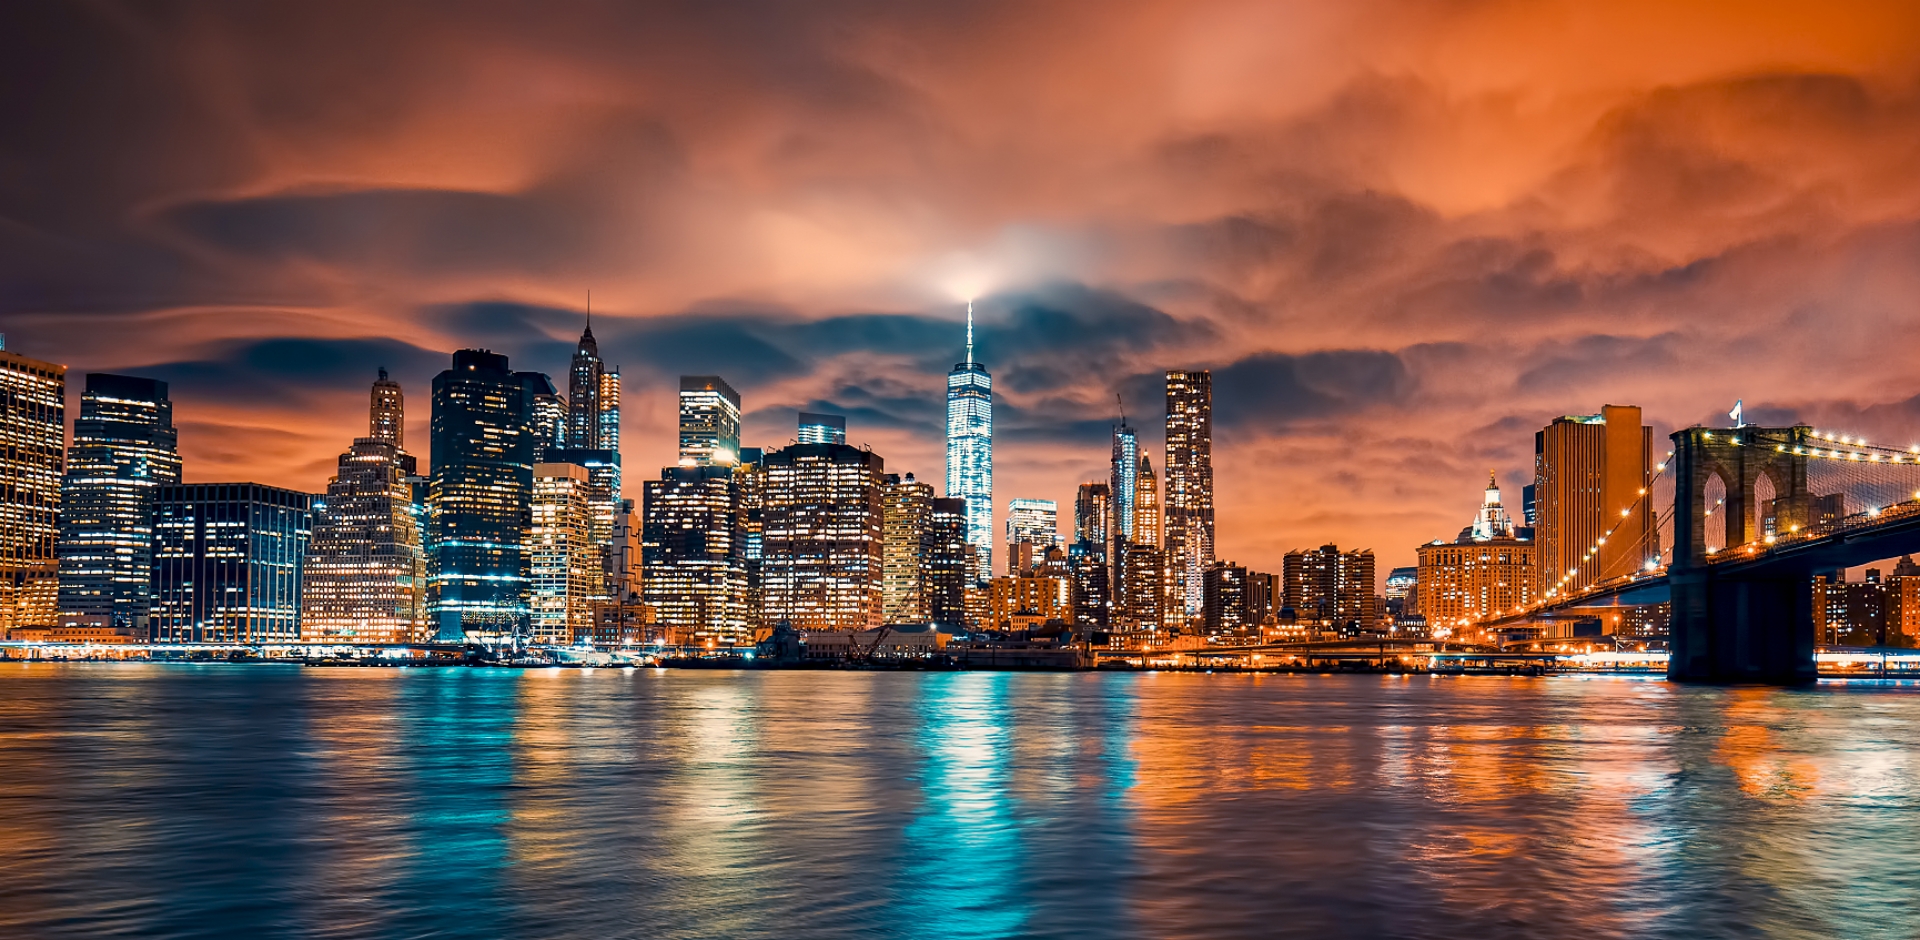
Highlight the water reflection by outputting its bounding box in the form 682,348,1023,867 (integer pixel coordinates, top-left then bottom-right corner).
3,666,1920,939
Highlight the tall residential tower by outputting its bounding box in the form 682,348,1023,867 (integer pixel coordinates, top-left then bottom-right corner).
1165,370,1214,622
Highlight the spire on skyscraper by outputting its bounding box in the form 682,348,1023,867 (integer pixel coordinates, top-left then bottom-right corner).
946,300,993,583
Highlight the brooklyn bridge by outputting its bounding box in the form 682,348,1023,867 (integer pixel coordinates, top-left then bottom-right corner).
1480,424,1920,684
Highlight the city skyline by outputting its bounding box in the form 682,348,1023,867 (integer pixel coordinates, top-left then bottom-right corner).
10,4,1920,580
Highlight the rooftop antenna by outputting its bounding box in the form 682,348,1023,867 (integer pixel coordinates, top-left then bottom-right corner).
966,298,974,364
1116,392,1126,427
586,290,592,331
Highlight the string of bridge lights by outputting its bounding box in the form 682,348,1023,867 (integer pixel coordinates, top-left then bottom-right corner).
1479,428,1920,625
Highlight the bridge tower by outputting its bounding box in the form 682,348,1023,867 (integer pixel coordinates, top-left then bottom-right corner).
1668,424,1817,683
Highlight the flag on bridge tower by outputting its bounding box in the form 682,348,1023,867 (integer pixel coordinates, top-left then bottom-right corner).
1730,399,1744,428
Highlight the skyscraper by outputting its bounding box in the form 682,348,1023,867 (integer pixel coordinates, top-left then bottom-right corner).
567,323,604,449
57,373,181,634
152,483,312,643
927,496,970,626
762,442,885,633
882,473,935,623
530,462,598,644
1534,405,1654,596
798,412,847,445
1109,415,1139,600
945,301,993,583
642,465,747,644
565,322,624,508
1075,482,1110,548
370,367,405,450
1005,498,1061,569
679,375,742,467
523,372,568,450
1135,454,1161,548
429,349,536,641
304,370,425,644
1282,544,1377,630
1165,370,1214,623
0,340,64,635
302,438,426,644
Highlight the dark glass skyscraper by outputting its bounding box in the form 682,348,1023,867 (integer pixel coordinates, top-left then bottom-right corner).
926,496,969,626
57,373,181,634
429,349,536,641
679,375,742,466
151,483,311,643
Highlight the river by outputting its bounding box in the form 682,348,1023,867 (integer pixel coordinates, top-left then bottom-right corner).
1,664,1916,939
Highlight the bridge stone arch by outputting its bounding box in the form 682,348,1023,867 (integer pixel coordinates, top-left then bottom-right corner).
1669,424,1816,684
1672,425,1812,566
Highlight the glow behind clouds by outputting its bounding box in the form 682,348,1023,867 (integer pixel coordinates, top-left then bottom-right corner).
5,1,1920,574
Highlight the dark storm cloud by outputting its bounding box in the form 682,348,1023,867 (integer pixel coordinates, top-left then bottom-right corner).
1212,350,1416,431
140,336,445,407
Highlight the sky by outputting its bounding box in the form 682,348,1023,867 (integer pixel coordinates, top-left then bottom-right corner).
6,0,1920,576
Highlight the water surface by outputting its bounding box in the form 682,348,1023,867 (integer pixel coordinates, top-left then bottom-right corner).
2,665,1917,939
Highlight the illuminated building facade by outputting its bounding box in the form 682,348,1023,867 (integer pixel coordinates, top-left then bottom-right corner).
642,465,746,643
370,367,404,449
988,572,1071,629
567,324,603,449
1283,544,1377,629
927,496,970,626
1005,498,1060,570
151,483,312,643
1075,483,1110,550
679,375,742,467
523,372,568,450
1535,405,1654,596
1164,370,1214,621
945,303,993,583
1068,541,1109,630
1203,562,1249,634
530,462,598,644
1134,455,1161,548
58,373,181,634
883,473,935,623
735,449,767,633
584,499,653,647
1416,539,1537,634
564,324,624,510
1119,540,1165,629
763,442,885,633
1384,566,1417,619
798,412,847,445
301,439,426,644
1415,478,1537,632
429,349,536,641
544,446,617,599
0,340,64,635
